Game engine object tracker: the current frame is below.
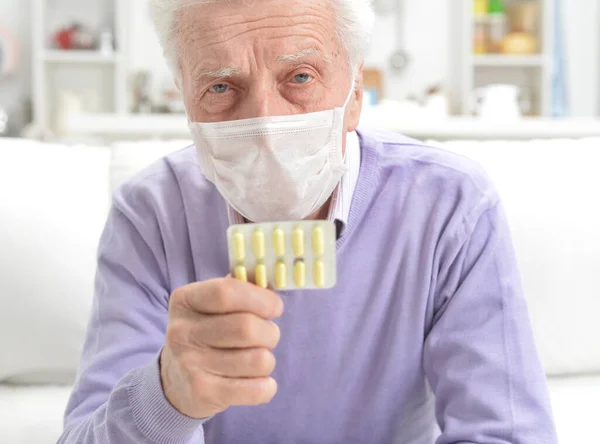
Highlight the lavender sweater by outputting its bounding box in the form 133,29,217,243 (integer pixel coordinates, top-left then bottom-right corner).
60,129,557,444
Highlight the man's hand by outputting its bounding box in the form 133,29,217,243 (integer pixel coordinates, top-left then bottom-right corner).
160,276,284,419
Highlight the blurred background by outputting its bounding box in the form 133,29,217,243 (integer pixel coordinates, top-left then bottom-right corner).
0,0,599,141
1,1,600,444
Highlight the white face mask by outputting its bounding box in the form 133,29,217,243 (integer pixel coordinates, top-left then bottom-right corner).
189,80,355,222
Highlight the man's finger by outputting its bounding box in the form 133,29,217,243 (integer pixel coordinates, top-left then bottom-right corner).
200,347,276,378
175,276,284,319
197,372,278,407
194,313,281,349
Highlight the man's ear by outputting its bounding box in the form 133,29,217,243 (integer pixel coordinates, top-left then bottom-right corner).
346,63,364,133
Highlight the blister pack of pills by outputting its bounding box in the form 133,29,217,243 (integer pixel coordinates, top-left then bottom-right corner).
226,221,337,290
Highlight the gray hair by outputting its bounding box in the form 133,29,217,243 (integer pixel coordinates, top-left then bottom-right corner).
149,0,375,78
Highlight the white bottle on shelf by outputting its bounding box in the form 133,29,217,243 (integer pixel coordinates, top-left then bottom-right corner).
99,28,114,56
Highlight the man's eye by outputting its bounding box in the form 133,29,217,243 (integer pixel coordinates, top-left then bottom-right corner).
293,73,312,84
210,84,229,93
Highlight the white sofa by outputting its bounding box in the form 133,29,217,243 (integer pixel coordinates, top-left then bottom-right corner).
0,135,599,443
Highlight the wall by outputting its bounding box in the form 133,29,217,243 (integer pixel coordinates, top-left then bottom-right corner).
129,0,175,103
0,0,598,127
364,0,600,117
0,1,32,135
365,0,450,102
563,0,599,116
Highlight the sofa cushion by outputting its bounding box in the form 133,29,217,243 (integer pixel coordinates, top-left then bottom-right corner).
109,139,191,191
0,139,111,383
0,384,72,444
547,375,600,443
439,138,600,376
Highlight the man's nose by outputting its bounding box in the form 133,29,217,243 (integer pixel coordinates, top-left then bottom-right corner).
243,93,270,119
239,83,289,119
240,85,272,119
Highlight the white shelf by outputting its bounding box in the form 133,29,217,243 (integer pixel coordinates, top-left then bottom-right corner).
473,14,507,24
32,0,129,129
65,113,600,141
359,108,600,139
473,54,546,67
67,113,189,137
43,50,119,64
450,0,553,116
368,117,600,140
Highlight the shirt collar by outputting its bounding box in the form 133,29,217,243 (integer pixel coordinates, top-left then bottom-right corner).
227,130,361,234
326,130,360,235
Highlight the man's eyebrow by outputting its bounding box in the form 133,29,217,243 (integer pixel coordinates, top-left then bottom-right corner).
192,49,330,87
276,48,332,66
193,66,241,86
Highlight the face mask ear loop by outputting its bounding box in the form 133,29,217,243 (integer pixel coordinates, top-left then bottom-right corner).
337,74,356,164
342,75,356,110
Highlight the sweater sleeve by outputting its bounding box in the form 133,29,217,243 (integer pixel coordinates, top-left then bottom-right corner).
58,204,207,444
423,201,558,444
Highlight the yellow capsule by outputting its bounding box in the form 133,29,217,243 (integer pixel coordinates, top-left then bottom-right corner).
312,225,325,256
313,259,325,288
272,227,285,257
292,226,305,257
255,263,268,289
234,265,248,282
274,261,287,289
294,260,306,288
252,229,265,260
232,231,245,261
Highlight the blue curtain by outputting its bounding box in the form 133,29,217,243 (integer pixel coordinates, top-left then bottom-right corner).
551,0,568,117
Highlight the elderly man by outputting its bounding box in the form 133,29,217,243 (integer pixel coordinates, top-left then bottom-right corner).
59,0,557,443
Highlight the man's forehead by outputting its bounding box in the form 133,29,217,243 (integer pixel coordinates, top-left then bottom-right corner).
177,0,339,69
